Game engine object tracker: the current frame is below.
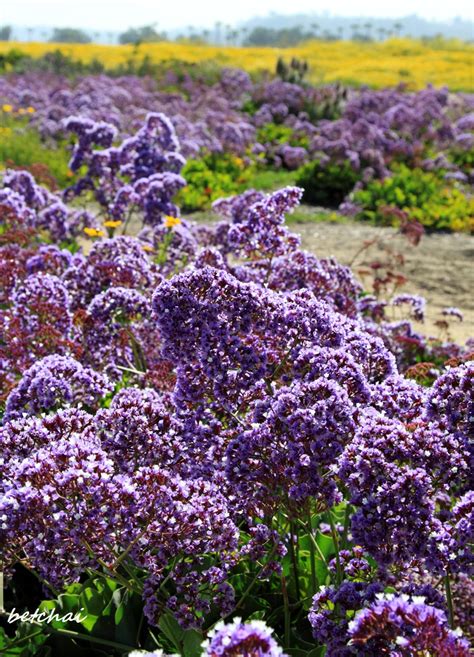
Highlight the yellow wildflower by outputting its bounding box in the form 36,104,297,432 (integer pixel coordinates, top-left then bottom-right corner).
142,244,155,252
104,220,122,228
26,106,36,114
84,227,105,238
2,104,13,113
164,215,182,228
18,108,26,115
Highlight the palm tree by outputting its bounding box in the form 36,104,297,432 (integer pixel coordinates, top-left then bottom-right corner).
393,22,403,37
214,21,222,45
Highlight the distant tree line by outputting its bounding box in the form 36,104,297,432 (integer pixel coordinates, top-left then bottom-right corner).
0,22,407,47
1,15,472,46
0,25,12,41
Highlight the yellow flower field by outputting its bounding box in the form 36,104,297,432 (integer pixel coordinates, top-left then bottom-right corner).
1,38,473,90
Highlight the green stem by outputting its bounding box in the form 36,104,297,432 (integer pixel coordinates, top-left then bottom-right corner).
3,627,46,650
341,503,351,550
46,626,138,652
307,512,318,595
217,545,278,626
288,521,301,602
328,512,343,585
444,571,454,628
281,574,291,649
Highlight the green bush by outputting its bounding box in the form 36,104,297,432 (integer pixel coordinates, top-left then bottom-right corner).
257,123,309,149
296,158,361,207
177,154,251,211
0,120,71,187
352,164,474,232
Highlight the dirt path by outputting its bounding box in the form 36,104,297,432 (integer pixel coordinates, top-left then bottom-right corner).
294,218,473,343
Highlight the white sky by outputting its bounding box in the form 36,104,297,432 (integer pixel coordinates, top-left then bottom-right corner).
0,0,473,31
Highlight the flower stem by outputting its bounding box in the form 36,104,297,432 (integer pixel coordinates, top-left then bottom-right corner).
444,571,454,628
328,511,343,585
281,574,291,649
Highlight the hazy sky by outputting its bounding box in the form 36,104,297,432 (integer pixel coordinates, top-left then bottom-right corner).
1,0,473,31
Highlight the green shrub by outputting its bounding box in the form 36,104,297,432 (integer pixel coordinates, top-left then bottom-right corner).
0,120,71,187
256,123,309,149
296,159,361,207
177,154,251,211
352,164,474,232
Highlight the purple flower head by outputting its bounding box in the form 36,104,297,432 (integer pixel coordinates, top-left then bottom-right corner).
392,293,426,322
203,618,286,657
348,594,471,656
4,355,112,421
425,363,473,439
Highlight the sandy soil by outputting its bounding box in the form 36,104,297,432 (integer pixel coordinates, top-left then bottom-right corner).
293,217,473,344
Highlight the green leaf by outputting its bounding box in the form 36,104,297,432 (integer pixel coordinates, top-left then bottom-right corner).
159,612,184,651
306,648,326,657
80,587,106,617
182,629,203,657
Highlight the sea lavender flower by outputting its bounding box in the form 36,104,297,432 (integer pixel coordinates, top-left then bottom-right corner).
442,307,464,321
392,293,426,322
226,187,302,259
11,272,72,336
63,236,159,309
308,582,383,657
348,594,471,656
226,378,356,512
425,362,473,438
203,618,287,657
83,286,152,375
94,387,183,473
4,355,112,421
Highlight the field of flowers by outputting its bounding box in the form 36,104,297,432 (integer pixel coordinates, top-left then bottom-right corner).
0,59,473,657
1,38,473,90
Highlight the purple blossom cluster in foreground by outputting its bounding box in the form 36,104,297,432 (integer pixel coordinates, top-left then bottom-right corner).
0,109,472,656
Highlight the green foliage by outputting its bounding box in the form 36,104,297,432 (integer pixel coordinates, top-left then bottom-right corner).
49,28,91,44
247,167,298,191
276,57,309,83
448,147,474,178
119,25,167,45
245,26,318,47
0,49,26,72
0,25,12,41
296,159,361,207
0,120,71,188
352,164,474,231
257,123,309,148
178,154,252,211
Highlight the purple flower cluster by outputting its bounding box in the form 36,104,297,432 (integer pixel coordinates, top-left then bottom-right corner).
64,112,186,224
348,594,471,656
0,95,472,654
1,169,98,240
203,618,286,657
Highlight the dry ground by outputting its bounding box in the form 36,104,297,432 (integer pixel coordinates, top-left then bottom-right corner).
295,219,473,343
